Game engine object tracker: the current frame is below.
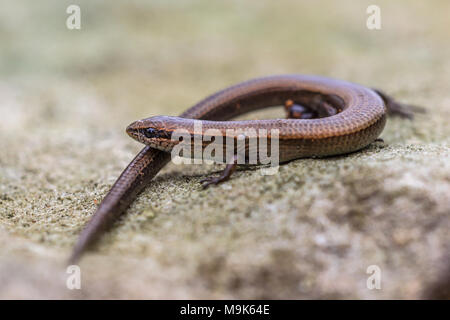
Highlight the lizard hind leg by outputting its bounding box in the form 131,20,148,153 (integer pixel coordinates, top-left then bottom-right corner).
284,99,318,119
284,98,340,119
373,89,426,119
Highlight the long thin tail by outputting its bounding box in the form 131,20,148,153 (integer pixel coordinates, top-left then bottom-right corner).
68,146,170,265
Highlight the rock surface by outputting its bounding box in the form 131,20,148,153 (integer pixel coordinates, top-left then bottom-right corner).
0,1,449,299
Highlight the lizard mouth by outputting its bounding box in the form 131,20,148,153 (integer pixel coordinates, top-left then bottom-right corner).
126,120,143,141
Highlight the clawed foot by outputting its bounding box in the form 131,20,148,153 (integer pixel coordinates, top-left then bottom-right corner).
200,176,224,189
200,156,238,189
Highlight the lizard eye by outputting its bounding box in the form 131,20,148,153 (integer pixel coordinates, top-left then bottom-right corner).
142,128,171,139
143,128,158,138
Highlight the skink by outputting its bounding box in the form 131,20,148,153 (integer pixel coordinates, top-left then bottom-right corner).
69,74,420,263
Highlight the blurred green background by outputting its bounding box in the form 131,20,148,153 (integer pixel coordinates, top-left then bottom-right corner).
0,1,448,299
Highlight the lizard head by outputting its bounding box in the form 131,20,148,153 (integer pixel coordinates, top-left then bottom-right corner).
126,116,189,152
